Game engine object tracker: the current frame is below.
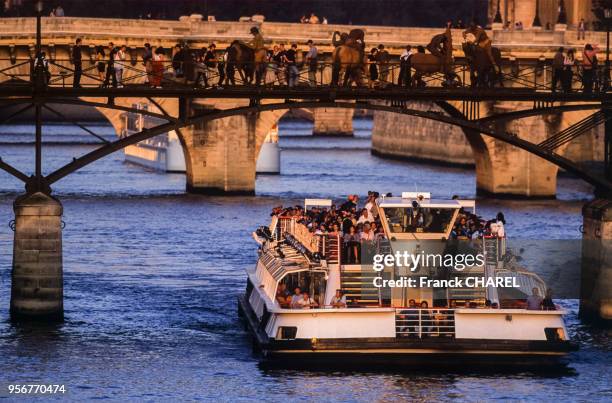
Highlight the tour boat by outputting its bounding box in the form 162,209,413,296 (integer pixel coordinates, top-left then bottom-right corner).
121,104,186,173
122,106,280,174
238,193,577,367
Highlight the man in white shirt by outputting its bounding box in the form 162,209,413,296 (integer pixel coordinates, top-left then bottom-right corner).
357,209,371,225
361,223,375,241
364,192,379,219
290,287,302,308
399,45,414,86
114,45,126,87
297,291,318,309
330,289,347,308
305,40,318,86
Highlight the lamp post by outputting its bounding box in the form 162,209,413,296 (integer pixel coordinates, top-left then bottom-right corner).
605,8,611,91
34,0,43,188
35,0,42,56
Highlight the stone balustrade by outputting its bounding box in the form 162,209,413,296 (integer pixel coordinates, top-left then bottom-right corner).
0,16,608,57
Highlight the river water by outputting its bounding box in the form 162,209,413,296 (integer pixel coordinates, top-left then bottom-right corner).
0,119,610,401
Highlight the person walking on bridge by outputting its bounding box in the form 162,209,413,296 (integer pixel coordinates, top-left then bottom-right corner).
245,27,267,85
463,21,498,73
398,45,414,87
552,47,564,92
72,37,82,88
562,49,576,93
143,43,153,85
103,42,117,88
114,45,126,88
582,43,598,94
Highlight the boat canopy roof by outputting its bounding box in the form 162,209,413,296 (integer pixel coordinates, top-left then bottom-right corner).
378,197,462,209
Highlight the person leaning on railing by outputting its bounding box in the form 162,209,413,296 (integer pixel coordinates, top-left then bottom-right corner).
305,40,318,87
551,47,564,93
150,47,166,88
114,45,126,88
581,43,598,94
330,289,347,308
283,43,299,87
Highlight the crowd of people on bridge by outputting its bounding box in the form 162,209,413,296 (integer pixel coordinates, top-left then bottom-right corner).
59,20,610,92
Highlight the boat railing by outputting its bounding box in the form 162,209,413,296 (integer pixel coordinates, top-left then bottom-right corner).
483,235,507,265
395,308,456,338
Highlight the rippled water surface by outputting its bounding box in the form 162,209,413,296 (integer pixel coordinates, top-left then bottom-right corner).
0,119,610,401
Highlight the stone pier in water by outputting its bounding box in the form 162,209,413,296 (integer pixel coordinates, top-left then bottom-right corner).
10,192,64,321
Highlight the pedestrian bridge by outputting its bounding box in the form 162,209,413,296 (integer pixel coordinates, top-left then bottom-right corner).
0,16,611,198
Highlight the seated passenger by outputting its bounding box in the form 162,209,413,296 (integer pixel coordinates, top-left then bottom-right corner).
526,287,543,310
290,287,303,308
403,299,419,337
330,289,347,308
297,291,319,309
420,301,431,336
276,283,291,308
542,288,556,311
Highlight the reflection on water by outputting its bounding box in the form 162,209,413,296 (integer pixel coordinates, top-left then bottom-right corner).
0,120,610,401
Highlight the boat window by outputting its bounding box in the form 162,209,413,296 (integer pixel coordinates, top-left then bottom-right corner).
545,327,565,341
276,326,298,340
383,207,456,233
277,271,326,308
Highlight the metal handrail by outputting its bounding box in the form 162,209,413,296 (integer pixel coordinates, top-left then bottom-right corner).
395,308,455,338
0,57,609,92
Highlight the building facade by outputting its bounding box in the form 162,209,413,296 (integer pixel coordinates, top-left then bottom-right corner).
488,0,595,29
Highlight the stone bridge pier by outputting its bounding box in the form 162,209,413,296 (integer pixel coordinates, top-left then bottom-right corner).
372,101,601,198
10,192,64,321
179,99,283,194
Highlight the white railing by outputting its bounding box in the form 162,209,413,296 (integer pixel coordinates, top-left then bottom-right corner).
395,308,455,338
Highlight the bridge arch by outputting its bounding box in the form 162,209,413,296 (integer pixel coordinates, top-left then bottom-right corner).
433,101,604,196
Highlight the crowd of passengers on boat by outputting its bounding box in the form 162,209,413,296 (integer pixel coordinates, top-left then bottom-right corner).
270,192,507,265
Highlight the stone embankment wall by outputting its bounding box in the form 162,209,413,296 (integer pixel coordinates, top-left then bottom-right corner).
371,102,474,166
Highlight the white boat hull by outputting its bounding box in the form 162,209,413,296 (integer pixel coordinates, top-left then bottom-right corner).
256,141,281,174
124,132,186,173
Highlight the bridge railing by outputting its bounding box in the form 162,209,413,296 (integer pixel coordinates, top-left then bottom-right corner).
0,57,608,93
